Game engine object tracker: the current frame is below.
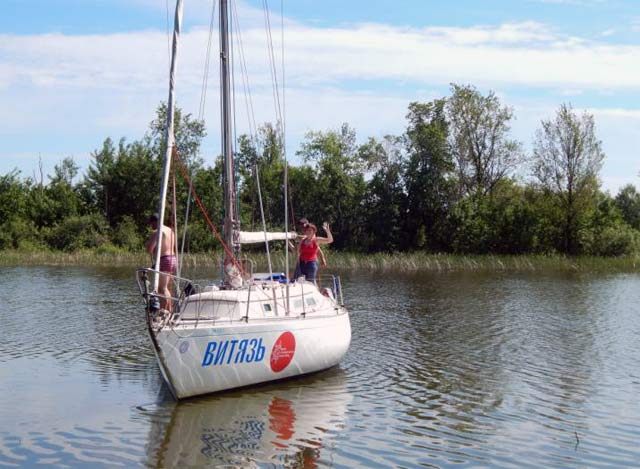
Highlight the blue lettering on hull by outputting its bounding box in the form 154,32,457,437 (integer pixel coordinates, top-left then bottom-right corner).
202,338,266,367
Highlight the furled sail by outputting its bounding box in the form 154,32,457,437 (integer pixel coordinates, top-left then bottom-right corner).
236,231,298,244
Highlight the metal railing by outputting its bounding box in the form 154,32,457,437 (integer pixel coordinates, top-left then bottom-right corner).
136,268,201,315
314,274,344,306
136,269,346,328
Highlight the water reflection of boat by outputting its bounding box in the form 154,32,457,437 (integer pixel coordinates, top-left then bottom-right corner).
145,370,352,467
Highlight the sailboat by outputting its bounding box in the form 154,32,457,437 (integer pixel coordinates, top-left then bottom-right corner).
136,0,351,399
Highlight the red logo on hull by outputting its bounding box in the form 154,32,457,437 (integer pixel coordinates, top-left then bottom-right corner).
270,332,296,372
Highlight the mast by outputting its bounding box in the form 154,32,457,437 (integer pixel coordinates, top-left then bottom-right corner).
154,0,184,291
220,0,240,286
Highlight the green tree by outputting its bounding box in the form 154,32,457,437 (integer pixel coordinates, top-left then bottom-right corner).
615,184,640,230
82,137,117,221
483,180,539,254
149,102,207,168
532,104,605,254
0,170,28,225
521,185,565,254
0,170,39,249
21,157,83,232
46,213,111,251
84,138,159,229
179,161,225,252
45,157,81,223
297,123,367,250
237,123,286,229
49,156,79,186
449,193,499,254
288,164,318,226
112,215,143,251
82,104,207,235
581,192,637,256
148,103,208,247
404,100,455,251
447,83,523,197
359,135,407,252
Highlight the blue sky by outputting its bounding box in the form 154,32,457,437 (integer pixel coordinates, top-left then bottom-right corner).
2,0,640,193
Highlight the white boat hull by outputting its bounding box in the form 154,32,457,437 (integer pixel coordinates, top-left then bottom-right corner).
151,309,351,399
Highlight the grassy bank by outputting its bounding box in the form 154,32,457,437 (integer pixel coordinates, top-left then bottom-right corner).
1,249,638,273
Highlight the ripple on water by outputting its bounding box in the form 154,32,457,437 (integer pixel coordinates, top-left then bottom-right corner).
338,271,640,467
3,268,640,467
1,267,156,382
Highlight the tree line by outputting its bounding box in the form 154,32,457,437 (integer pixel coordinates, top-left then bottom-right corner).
2,84,640,256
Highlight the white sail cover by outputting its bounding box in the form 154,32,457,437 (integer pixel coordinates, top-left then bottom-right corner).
236,231,298,244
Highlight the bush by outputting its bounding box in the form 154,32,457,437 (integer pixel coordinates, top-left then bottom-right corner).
182,222,218,252
112,216,143,251
580,224,639,256
95,243,126,255
0,218,41,250
449,198,492,254
47,214,111,251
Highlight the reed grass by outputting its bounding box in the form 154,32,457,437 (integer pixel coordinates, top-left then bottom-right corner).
324,252,640,273
0,249,221,268
1,248,638,273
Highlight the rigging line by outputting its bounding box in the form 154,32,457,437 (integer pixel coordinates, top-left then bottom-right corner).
280,0,286,160
177,1,216,273
218,1,226,236
198,0,218,120
174,148,246,277
230,3,272,275
165,0,172,63
231,0,259,233
262,0,284,134
233,0,269,250
255,163,274,279
280,0,290,279
173,147,193,275
230,1,238,158
231,0,258,144
155,0,183,292
178,166,193,274
229,1,242,235
262,0,280,113
171,162,179,278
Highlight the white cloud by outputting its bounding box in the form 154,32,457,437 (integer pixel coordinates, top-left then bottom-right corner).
416,21,557,46
276,22,640,90
3,20,640,95
1,15,640,194
590,107,640,119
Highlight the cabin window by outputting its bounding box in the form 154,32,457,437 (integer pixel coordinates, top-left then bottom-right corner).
293,299,303,309
305,297,317,307
263,303,272,312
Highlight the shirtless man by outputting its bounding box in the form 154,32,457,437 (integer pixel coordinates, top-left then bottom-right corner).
145,213,176,311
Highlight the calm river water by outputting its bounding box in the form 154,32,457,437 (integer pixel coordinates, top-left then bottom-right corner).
1,265,640,467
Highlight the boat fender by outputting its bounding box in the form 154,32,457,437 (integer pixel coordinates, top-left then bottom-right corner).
183,282,195,297
321,288,334,300
149,295,160,312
